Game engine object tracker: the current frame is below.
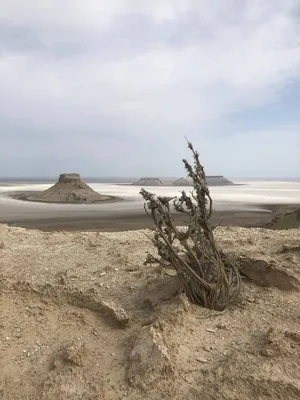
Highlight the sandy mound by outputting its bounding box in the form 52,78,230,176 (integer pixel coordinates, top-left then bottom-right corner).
0,225,300,399
26,173,112,203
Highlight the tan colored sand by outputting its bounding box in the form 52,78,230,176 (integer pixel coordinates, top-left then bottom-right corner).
0,224,300,399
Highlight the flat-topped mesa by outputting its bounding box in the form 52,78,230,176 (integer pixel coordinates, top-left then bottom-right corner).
26,173,112,204
172,176,234,186
134,176,234,186
58,173,81,183
172,178,191,186
206,176,234,186
132,177,163,186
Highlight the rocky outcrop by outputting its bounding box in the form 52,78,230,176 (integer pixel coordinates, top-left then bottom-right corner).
172,178,191,186
133,176,234,186
58,173,81,184
26,173,111,203
132,177,163,186
266,208,300,230
206,176,234,186
232,256,300,291
172,176,234,186
127,325,173,390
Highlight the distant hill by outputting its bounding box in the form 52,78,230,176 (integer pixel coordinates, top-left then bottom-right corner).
172,178,191,186
206,176,234,186
25,173,111,203
132,175,234,186
132,177,164,186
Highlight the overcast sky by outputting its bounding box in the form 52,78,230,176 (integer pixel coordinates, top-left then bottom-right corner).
0,1,300,178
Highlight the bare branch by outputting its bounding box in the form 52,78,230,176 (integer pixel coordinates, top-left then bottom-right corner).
140,141,241,310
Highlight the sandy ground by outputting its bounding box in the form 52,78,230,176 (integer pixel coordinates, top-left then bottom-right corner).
0,223,300,400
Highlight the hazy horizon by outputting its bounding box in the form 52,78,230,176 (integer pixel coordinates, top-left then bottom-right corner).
1,1,300,178
0,176,299,182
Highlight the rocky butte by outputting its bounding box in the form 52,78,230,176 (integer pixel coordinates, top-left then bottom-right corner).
133,176,234,186
26,173,111,203
132,177,164,186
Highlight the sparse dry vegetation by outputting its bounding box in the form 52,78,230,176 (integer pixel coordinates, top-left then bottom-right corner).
1,145,299,400
141,140,241,310
1,222,300,399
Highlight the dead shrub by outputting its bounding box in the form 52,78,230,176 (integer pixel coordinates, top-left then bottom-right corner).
140,140,241,310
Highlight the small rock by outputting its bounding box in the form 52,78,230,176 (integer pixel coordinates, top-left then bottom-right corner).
5,337,10,341
260,348,274,357
127,325,172,390
99,299,129,327
111,352,116,356
247,297,256,303
196,357,208,363
58,273,68,285
99,272,106,277
64,340,85,366
216,322,228,330
206,328,217,333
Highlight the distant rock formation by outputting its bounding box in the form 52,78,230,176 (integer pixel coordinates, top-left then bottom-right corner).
26,173,111,203
206,176,234,186
133,176,234,186
172,178,191,186
132,177,163,186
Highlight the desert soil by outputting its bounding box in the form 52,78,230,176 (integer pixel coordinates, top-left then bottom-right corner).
0,224,300,399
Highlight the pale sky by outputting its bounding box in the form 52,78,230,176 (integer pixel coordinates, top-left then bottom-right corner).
0,1,300,178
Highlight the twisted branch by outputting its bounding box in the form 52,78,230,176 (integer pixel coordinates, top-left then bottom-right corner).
140,140,241,310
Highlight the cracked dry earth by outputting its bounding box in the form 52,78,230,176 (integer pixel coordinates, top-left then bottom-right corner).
0,224,300,400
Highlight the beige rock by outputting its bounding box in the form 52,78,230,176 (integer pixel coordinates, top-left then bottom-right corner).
127,325,172,390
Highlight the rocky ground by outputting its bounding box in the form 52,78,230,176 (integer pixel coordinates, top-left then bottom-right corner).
0,224,300,399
